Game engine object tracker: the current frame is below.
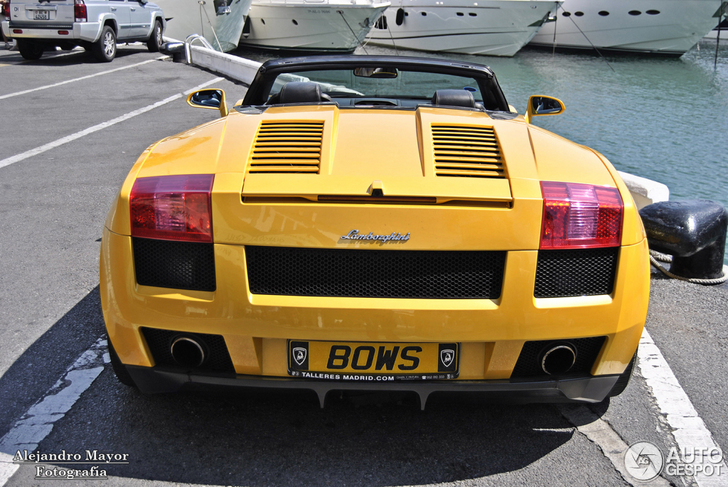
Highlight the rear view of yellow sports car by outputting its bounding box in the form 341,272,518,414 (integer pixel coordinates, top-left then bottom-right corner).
100,55,650,408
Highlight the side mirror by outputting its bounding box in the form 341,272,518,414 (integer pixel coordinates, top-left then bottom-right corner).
187,89,229,117
525,95,565,123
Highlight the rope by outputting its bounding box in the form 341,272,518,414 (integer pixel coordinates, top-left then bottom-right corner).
199,0,224,52
338,10,368,54
554,4,615,73
649,250,728,285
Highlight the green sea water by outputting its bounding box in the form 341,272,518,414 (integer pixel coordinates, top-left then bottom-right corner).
234,40,728,265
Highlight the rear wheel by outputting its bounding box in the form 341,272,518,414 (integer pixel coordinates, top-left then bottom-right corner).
92,25,116,62
147,20,163,52
17,39,44,60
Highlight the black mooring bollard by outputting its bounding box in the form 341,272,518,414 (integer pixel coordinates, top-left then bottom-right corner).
160,42,186,63
639,200,727,279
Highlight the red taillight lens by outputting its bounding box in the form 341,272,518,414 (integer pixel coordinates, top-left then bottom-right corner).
540,181,623,249
2,1,9,18
130,175,214,243
74,0,87,22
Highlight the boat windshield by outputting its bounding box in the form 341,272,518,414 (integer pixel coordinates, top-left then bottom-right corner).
269,68,485,102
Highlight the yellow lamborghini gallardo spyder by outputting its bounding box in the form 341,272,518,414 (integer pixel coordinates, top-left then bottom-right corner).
100,56,650,408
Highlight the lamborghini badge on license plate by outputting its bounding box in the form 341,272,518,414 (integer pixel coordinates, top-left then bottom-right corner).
288,341,459,380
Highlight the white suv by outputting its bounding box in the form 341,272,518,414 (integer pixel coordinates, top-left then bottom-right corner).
1,0,165,61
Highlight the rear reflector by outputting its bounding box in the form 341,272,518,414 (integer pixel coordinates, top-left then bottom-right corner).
58,31,70,35
130,175,214,243
540,181,623,249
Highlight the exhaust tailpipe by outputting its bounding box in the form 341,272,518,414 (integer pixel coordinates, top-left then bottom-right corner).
541,344,576,375
170,336,205,368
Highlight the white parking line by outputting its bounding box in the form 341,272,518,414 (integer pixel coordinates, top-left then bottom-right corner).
638,329,727,486
0,77,224,171
0,58,162,101
0,337,108,486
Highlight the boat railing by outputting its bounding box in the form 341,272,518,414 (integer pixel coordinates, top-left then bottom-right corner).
185,34,216,62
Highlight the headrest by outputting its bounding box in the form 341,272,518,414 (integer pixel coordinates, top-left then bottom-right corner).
432,89,476,108
279,82,324,104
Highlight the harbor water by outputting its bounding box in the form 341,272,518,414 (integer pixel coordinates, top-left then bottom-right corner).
233,40,728,264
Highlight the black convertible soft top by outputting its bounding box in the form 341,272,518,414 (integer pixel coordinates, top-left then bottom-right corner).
241,55,510,111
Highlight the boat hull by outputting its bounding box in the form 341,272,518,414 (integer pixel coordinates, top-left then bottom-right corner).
156,0,252,52
240,2,389,52
365,0,560,57
529,0,725,56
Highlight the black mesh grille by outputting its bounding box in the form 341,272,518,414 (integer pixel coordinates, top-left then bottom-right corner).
141,327,235,373
246,247,505,299
133,238,216,292
534,248,618,298
511,336,607,379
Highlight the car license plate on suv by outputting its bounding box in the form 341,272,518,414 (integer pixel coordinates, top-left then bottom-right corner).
288,340,459,380
33,10,50,20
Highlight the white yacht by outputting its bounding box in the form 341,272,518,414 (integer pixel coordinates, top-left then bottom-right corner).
364,0,561,57
156,0,253,52
239,0,390,52
529,0,726,55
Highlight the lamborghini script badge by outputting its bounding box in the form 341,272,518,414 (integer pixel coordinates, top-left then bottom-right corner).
340,230,410,243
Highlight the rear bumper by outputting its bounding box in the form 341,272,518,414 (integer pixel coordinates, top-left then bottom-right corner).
3,21,101,42
126,365,621,409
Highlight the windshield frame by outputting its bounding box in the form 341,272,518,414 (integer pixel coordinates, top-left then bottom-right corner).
242,55,510,112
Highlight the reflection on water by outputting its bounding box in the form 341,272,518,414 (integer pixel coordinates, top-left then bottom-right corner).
232,41,728,264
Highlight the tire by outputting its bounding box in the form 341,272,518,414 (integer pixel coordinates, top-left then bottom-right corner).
147,20,163,52
17,39,44,60
92,25,116,62
108,336,137,388
608,351,637,397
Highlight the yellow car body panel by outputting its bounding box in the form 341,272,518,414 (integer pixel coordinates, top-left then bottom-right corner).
100,57,650,405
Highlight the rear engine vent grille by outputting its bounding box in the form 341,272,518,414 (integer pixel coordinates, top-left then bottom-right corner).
511,336,607,379
248,120,324,174
432,124,505,178
534,248,618,298
141,328,235,373
246,247,506,299
133,238,216,292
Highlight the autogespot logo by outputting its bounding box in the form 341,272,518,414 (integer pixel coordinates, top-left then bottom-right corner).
624,441,664,481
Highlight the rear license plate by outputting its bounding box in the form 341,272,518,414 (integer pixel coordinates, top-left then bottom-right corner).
288,341,459,381
33,10,50,20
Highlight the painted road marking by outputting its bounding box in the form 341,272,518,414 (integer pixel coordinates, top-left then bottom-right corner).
560,404,671,486
638,329,727,486
0,337,108,486
0,58,162,101
0,77,224,171
562,328,727,486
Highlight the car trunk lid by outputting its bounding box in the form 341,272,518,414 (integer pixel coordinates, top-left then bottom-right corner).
240,106,516,205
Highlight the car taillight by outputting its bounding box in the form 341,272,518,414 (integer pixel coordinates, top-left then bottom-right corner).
130,175,214,243
2,1,9,18
74,0,87,22
540,181,623,249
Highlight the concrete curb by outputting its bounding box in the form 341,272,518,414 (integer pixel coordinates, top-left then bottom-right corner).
188,44,262,86
619,171,670,209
